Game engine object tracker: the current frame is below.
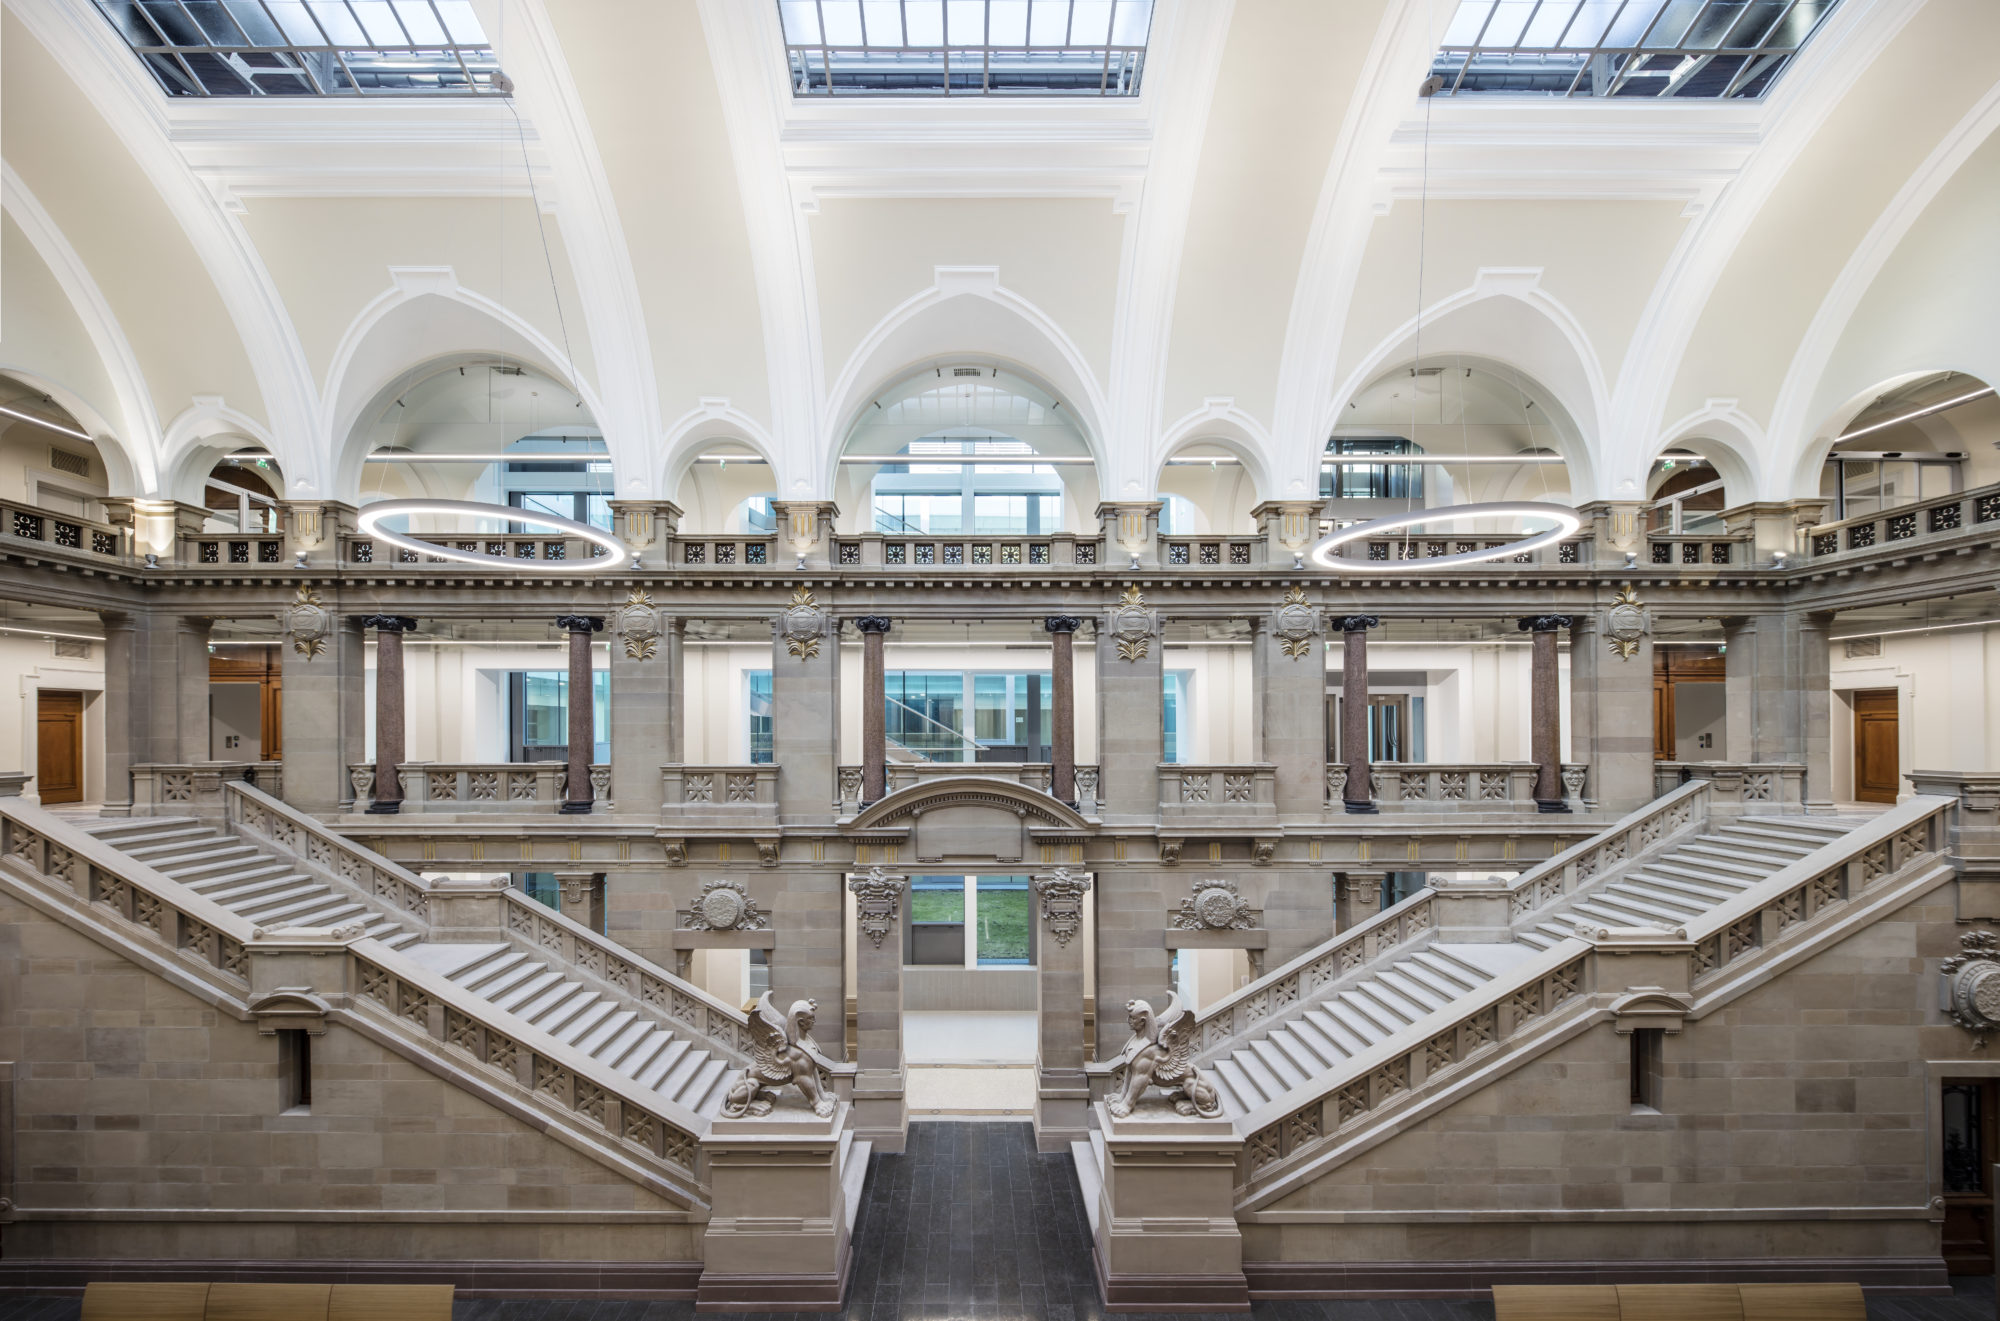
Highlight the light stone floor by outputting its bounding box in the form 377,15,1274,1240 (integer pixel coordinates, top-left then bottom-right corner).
902,1011,1040,1116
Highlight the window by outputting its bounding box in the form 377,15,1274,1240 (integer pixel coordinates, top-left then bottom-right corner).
279,1029,312,1113
748,671,773,764
507,671,609,763
1324,437,1424,501
780,0,1154,97
908,876,968,965
521,872,562,913
974,876,1031,966
94,0,505,97
886,672,970,760
903,875,1038,967
886,671,1049,762
1431,0,1844,100
1163,671,1190,765
1629,1028,1665,1111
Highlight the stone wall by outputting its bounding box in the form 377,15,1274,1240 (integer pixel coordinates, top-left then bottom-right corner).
1244,884,1956,1279
0,891,698,1265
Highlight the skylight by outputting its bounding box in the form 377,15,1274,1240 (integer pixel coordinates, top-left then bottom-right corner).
1432,0,1843,99
93,1,504,97
778,0,1153,97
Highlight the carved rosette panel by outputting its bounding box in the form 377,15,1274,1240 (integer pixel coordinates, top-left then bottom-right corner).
1032,868,1093,948
847,867,908,948
1170,877,1255,931
685,878,768,932
1943,929,2000,1047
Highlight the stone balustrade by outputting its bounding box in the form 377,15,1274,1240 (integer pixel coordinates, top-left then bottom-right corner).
669,534,776,567
833,532,1100,569
1805,482,2000,560
1653,761,1805,809
1645,533,1751,566
190,530,286,566
835,761,1099,815
1319,534,1591,569
1158,764,1277,822
344,531,610,566
348,763,609,813
130,761,283,818
1159,535,1262,568
662,764,780,820
3,497,123,561
1325,762,1590,810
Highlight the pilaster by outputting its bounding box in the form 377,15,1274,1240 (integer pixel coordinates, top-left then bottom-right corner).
1569,608,1653,814
608,591,682,814
1723,611,1834,810
1032,868,1093,1153
1335,871,1386,932
1250,500,1323,568
282,615,365,815
772,588,840,821
608,499,681,569
846,867,907,1153
280,501,357,569
1572,500,1647,567
1255,588,1327,821
1719,498,1831,564
1094,588,1163,825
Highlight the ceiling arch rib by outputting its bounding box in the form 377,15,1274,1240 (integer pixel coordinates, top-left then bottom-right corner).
11,0,323,494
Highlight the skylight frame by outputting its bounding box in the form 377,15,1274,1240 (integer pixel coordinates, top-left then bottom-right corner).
92,1,505,98
779,0,1155,98
1432,0,1845,101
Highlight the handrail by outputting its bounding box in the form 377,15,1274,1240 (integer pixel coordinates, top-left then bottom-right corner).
227,780,437,927
885,695,985,757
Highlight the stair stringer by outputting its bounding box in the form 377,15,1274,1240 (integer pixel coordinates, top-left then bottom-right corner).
1232,851,1957,1215
0,848,710,1213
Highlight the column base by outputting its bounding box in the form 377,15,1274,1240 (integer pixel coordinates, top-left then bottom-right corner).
364,799,402,815
1536,799,1571,814
1035,1091,1090,1153
853,1067,908,1154
1343,800,1379,815
558,800,595,815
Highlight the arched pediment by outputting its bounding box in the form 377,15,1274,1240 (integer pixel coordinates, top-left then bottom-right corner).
846,776,1092,835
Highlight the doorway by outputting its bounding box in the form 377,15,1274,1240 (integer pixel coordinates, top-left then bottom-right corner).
36,690,84,805
1943,1079,1998,1273
1853,689,1899,804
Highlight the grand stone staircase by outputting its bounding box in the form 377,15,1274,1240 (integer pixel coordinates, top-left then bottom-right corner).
1199,812,1873,1121
75,814,740,1121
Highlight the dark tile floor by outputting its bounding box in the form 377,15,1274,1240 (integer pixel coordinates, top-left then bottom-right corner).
0,1121,1991,1320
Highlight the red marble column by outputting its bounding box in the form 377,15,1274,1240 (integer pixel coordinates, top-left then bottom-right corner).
556,615,603,814
362,615,417,814
1045,616,1081,804
1336,616,1379,814
856,616,892,804
1519,614,1573,813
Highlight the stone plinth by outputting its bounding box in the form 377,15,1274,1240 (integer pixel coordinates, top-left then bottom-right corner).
1091,1100,1248,1312
697,1099,860,1312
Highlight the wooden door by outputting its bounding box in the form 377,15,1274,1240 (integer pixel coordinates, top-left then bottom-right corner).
1854,689,1900,804
36,690,83,805
1942,1079,1998,1273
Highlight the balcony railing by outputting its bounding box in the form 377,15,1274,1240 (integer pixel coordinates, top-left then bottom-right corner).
1653,761,1805,808
130,761,283,816
835,761,1099,815
671,535,778,566
662,764,780,820
1159,764,1277,822
832,532,1101,569
348,763,610,812
2,496,122,560
1805,483,2000,560
1315,534,1590,569
344,533,606,565
1161,537,1262,568
1646,533,1750,567
1326,762,1589,809
190,532,285,566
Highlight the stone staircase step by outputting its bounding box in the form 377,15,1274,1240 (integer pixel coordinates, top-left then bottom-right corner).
1301,1008,1369,1057
1348,982,1425,1028
458,954,544,999
1326,994,1396,1044
491,970,568,1014
1655,849,1777,879
1374,967,1452,1013
640,1039,696,1092
1622,873,1743,906
551,998,619,1045
1286,1015,1349,1067
1247,1039,1308,1091
1211,1056,1267,1110
676,1056,732,1113
1596,884,1707,919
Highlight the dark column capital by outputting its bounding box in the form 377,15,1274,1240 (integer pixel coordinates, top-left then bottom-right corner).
359,615,419,633
555,615,604,634
1517,614,1574,633
1334,615,1380,633
1044,615,1083,634
854,616,894,634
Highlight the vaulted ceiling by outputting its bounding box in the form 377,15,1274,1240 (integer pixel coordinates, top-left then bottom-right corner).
7,0,1999,510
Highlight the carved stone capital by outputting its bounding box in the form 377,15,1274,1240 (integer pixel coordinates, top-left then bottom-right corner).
853,615,894,634
1032,868,1093,948
359,614,419,634
1333,614,1380,633
555,614,605,634
1516,614,1573,633
847,867,908,948
1044,615,1083,634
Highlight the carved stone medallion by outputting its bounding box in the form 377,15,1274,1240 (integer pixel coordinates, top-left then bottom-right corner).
280,585,331,660
1107,584,1159,663
847,867,907,948
1170,877,1255,931
1943,929,2000,1048
1271,585,1323,660
687,878,767,932
778,585,827,660
611,587,664,661
1604,585,1650,661
1032,868,1093,948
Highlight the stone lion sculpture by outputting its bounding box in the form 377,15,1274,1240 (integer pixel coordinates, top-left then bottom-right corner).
721,992,840,1119
1104,993,1221,1119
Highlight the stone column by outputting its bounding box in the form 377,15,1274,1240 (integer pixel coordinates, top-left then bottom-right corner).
1570,608,1653,814
1031,868,1093,1153
97,610,206,813
1257,590,1327,820
1045,615,1081,804
608,592,681,814
555,615,603,815
281,616,365,815
555,870,604,931
362,615,417,814
771,588,839,821
1518,614,1572,813
1721,610,1834,810
846,867,907,1153
1335,870,1386,932
1095,589,1164,824
1335,615,1380,814
855,616,892,805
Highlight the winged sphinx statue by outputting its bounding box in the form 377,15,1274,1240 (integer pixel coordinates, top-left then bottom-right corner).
1104,993,1222,1119
721,992,841,1119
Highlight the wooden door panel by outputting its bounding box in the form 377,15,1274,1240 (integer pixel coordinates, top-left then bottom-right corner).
1942,1079,1997,1273
36,690,83,805
1853,690,1899,804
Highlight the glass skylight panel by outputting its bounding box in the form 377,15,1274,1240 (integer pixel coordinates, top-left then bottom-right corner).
1432,0,1844,99
93,1,504,97
779,0,1154,96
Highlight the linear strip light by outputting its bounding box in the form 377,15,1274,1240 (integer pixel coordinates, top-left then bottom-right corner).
0,403,92,441
0,624,105,642
1836,387,1996,443
1830,618,2000,643
1309,502,1582,572
365,452,608,463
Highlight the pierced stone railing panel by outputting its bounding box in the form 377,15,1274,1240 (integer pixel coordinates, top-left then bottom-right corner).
344,532,598,566
130,762,283,818
190,533,286,567
1340,762,1591,810
1,497,123,561
670,535,776,568
1318,535,1591,569
347,763,608,812
1806,483,2000,561
1645,534,1749,567
662,764,780,820
833,532,1098,570
1160,537,1262,569
1158,764,1277,820
1652,761,1805,809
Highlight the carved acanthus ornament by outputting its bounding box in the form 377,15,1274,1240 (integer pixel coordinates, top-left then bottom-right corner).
1031,868,1092,948
1106,585,1159,662
686,878,767,932
280,585,332,660
721,993,840,1118
1270,585,1323,660
1105,994,1221,1119
1604,585,1650,660
1169,877,1255,931
1943,929,2000,1049
610,588,664,660
847,867,907,948
778,585,827,660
